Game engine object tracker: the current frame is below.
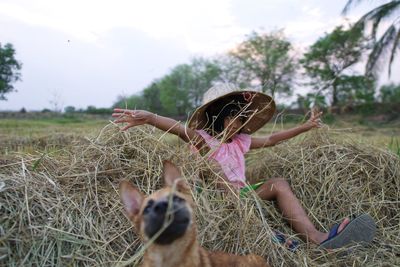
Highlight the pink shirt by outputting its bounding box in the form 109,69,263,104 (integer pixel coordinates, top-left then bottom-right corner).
196,130,252,188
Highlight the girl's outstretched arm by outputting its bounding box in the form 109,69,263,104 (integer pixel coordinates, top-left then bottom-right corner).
250,109,323,149
112,108,203,145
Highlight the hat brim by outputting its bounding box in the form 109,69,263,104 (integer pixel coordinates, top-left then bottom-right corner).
188,91,275,134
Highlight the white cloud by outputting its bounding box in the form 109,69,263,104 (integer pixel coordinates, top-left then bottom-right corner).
302,6,322,18
285,7,364,47
0,0,247,53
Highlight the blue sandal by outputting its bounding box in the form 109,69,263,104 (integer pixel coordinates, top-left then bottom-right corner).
319,214,376,249
272,231,300,252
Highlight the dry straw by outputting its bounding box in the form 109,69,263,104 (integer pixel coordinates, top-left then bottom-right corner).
0,123,399,266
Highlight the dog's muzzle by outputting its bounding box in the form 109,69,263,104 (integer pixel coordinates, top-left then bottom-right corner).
143,194,191,245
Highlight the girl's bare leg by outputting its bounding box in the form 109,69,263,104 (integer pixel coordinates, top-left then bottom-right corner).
256,178,350,244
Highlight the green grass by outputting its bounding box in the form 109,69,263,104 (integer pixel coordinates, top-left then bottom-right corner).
259,115,400,152
0,117,109,154
389,137,400,157
0,118,107,136
1,114,399,155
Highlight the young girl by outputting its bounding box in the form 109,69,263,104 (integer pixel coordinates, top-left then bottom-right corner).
112,84,375,250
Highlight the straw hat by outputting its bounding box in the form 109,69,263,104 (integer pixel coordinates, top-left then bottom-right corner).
188,83,276,134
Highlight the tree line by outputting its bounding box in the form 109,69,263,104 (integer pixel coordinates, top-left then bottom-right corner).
111,1,400,117
1,1,399,117
113,25,399,117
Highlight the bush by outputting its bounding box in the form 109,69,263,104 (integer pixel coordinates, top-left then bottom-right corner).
64,106,76,113
85,106,112,115
380,83,400,104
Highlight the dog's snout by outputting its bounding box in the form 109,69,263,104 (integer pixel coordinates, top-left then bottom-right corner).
143,194,191,245
154,201,168,214
146,195,186,215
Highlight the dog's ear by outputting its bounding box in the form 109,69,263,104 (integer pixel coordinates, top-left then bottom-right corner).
163,160,190,194
119,180,144,218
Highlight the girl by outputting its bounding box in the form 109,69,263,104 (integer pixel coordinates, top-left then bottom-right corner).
112,84,375,250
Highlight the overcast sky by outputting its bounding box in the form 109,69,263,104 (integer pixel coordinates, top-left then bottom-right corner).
0,0,398,111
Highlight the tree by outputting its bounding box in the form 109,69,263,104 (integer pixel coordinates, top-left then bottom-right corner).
64,106,76,113
49,90,64,113
296,93,328,110
379,83,400,103
301,25,371,107
215,54,253,89
158,65,193,116
112,94,146,110
343,0,400,77
142,82,165,115
158,58,222,116
0,43,22,100
186,57,222,108
85,106,111,114
228,31,297,97
138,58,222,117
335,75,376,105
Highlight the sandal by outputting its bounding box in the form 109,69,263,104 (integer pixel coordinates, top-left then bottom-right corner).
319,214,376,249
272,230,300,252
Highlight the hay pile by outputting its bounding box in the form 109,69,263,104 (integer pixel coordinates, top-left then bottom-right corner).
0,124,399,266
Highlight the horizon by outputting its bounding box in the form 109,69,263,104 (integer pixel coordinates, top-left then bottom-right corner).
1,0,399,111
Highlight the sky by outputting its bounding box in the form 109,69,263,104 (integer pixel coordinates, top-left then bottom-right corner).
0,0,398,111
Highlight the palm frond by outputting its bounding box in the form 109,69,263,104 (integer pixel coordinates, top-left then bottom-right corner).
366,25,397,77
388,28,400,76
355,1,400,39
342,0,366,15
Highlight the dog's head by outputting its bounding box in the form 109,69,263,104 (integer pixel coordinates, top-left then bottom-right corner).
119,160,193,245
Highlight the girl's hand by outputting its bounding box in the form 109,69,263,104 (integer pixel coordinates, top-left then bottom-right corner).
112,108,154,131
305,108,323,129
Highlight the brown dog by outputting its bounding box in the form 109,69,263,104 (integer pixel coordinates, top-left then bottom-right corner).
119,160,269,267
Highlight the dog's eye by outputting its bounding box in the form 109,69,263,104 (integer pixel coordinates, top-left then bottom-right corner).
172,195,184,203
143,200,154,214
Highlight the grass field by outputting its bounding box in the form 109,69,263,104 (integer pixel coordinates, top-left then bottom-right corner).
0,117,106,154
2,114,398,155
261,116,400,155
0,117,105,138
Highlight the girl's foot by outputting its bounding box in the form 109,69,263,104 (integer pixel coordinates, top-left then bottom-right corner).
273,231,299,252
319,218,350,243
319,214,376,249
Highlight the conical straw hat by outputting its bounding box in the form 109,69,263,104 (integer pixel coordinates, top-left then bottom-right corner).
188,83,275,134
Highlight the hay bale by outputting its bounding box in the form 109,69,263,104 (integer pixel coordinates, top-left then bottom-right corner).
0,124,399,266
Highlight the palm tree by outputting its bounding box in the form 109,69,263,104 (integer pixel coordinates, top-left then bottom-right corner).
343,0,400,77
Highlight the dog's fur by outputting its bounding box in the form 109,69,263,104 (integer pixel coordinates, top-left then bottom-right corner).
119,160,269,267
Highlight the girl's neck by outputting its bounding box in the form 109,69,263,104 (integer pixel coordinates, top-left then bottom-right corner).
217,133,238,143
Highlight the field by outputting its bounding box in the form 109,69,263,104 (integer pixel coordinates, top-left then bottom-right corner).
0,114,399,266
0,117,106,154
1,115,399,154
